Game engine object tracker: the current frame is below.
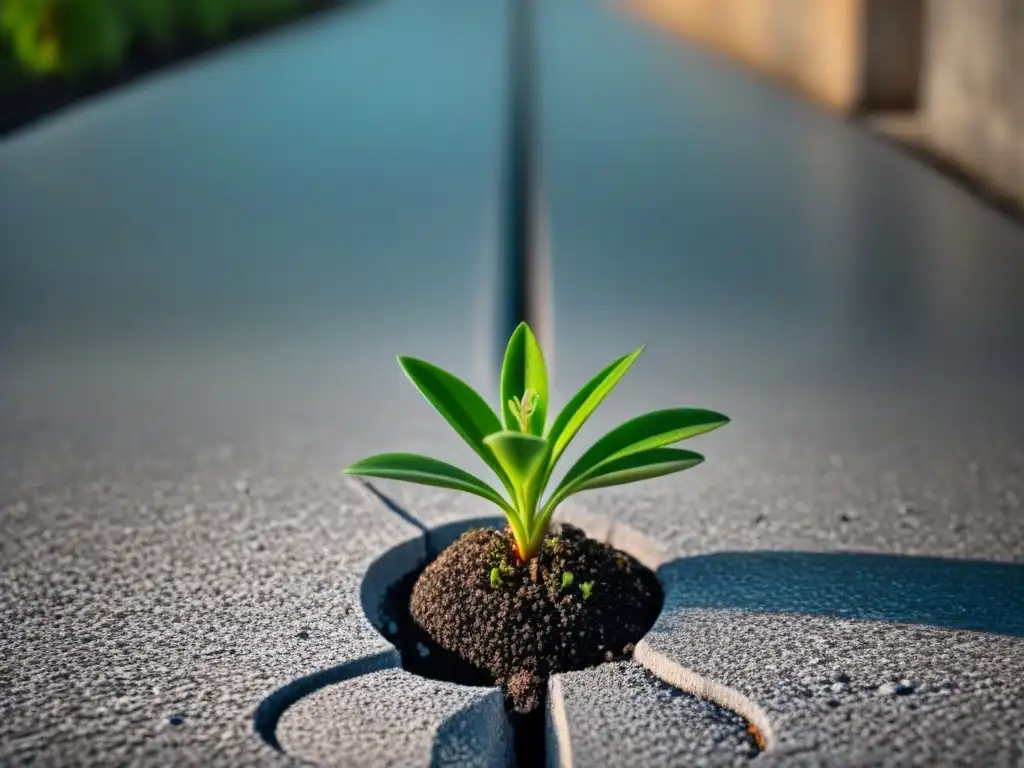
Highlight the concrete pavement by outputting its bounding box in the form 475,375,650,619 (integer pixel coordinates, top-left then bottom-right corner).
0,0,513,764
3,0,1024,764
537,0,1024,764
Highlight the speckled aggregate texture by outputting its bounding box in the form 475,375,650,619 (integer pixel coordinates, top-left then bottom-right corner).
551,662,757,767
642,610,1024,767
0,401,418,766
6,0,1024,762
0,0,511,763
275,668,509,767
537,0,1024,764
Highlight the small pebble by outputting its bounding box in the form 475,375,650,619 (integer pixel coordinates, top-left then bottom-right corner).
416,642,430,658
830,682,848,694
878,680,915,696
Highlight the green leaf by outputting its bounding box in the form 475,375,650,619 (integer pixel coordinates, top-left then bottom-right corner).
544,346,645,469
483,431,548,491
555,408,728,497
343,453,512,514
398,356,511,491
500,322,548,435
561,448,704,496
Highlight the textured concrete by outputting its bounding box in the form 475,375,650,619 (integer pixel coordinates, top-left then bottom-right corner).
639,562,1024,766
538,0,1024,764
549,662,757,768
0,422,418,766
0,0,510,764
276,668,509,767
5,0,1024,764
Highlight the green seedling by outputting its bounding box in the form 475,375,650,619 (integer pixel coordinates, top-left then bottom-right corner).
344,323,728,561
580,581,594,600
560,571,575,591
490,567,504,589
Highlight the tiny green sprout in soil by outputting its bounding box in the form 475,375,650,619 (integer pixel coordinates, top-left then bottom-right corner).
347,323,727,713
344,322,729,561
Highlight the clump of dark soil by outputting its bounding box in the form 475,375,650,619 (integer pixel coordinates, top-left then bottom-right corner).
409,523,663,714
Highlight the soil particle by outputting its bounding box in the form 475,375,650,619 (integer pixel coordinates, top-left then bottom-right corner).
410,523,663,713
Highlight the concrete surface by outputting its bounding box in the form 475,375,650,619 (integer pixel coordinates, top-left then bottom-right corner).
538,0,1024,764
0,0,511,764
0,0,506,392
637,554,1024,765
275,668,509,767
549,661,756,768
5,0,1024,764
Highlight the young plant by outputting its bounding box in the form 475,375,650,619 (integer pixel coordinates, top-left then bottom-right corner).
344,323,728,561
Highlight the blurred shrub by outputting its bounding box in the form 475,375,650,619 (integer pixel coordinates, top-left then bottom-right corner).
0,0,321,85
1,0,129,78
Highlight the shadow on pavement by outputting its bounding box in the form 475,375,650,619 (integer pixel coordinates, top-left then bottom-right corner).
656,550,1024,637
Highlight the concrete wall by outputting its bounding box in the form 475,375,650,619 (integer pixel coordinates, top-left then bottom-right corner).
922,0,1024,205
628,0,922,112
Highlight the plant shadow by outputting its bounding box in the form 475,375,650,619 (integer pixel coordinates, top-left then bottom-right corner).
654,550,1024,637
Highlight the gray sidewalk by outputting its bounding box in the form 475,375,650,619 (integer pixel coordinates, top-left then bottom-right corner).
2,0,1024,765
538,0,1024,765
0,0,511,764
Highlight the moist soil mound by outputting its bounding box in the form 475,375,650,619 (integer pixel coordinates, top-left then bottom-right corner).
410,523,662,713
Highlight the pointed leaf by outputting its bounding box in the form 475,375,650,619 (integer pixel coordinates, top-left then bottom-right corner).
500,322,548,435
556,408,729,494
398,356,510,490
544,346,644,469
343,453,512,513
483,431,548,490
562,448,704,496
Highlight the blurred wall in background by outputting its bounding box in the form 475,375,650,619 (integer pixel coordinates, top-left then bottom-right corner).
628,0,922,111
631,0,1024,207
922,0,1024,208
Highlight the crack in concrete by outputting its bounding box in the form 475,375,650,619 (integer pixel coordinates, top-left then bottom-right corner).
253,650,400,752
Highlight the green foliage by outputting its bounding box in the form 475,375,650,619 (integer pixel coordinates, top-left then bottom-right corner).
0,0,318,83
0,0,129,78
344,323,729,560
580,581,594,600
490,567,503,589
560,571,574,591
123,0,179,49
